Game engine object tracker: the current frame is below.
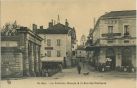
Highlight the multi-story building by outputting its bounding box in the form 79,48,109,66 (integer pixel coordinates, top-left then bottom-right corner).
35,19,77,68
76,45,87,62
86,10,136,71
1,27,43,78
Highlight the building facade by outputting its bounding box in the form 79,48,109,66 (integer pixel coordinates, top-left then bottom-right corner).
76,45,87,62
1,27,43,78
35,19,77,68
86,10,136,71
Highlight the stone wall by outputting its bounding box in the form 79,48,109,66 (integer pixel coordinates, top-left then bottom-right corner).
1,51,23,78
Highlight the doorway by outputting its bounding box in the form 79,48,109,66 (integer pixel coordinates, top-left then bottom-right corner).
106,48,116,70
122,48,132,66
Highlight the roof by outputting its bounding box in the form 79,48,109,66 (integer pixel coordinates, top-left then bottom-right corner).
101,10,136,18
89,10,136,36
36,23,72,34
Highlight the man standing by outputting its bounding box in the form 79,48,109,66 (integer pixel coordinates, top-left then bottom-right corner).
58,64,63,72
77,62,81,74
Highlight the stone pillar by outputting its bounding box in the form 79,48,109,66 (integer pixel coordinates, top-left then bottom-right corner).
28,42,32,76
23,39,30,76
31,43,35,76
36,45,40,76
37,45,41,75
33,44,37,76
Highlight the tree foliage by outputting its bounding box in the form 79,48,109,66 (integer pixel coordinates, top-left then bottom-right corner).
1,21,20,36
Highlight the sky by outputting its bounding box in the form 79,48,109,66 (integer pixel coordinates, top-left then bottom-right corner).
1,0,136,44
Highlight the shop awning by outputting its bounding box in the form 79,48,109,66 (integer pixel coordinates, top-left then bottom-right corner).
41,57,64,62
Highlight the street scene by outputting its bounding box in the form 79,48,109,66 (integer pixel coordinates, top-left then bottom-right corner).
0,0,136,88
1,64,136,88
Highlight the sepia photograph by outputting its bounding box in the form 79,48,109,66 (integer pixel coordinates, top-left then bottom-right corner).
0,0,136,88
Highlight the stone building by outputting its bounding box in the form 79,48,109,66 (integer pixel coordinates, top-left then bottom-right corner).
1,27,43,78
35,19,77,68
76,45,87,62
86,10,136,71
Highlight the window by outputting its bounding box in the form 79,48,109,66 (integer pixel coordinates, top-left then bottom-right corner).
108,26,113,33
47,39,51,46
107,40,113,43
57,50,61,57
124,25,129,36
57,39,61,46
47,51,51,57
124,40,129,43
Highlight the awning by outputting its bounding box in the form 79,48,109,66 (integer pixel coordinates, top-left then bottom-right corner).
41,57,64,62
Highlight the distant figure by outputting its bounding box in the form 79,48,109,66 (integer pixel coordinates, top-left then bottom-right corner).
77,63,81,74
58,64,63,72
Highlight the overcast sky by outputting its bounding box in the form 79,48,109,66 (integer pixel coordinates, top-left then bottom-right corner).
1,0,136,43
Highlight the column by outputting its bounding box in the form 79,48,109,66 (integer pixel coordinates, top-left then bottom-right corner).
28,42,32,75
23,39,30,76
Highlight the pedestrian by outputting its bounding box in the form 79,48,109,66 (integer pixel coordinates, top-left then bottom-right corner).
58,64,63,72
77,63,81,74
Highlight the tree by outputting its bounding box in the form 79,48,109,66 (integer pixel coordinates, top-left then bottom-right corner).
1,21,20,36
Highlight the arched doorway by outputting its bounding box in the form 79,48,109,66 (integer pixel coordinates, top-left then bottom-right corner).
122,48,132,66
106,48,116,70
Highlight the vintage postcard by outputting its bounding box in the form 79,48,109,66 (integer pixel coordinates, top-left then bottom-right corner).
0,0,136,88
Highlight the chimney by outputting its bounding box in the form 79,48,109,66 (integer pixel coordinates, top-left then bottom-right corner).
49,20,53,28
32,24,37,31
65,19,69,27
40,26,43,29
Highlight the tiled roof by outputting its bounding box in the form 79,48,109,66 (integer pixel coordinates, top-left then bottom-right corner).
101,10,136,18
36,23,72,34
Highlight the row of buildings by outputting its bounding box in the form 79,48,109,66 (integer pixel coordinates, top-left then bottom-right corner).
1,19,77,78
86,10,136,71
1,10,136,78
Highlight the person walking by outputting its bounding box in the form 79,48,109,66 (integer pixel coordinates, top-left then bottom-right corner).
58,64,63,72
77,62,81,74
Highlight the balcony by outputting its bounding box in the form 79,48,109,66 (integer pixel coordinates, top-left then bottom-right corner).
99,38,136,46
102,33,121,38
123,32,131,38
